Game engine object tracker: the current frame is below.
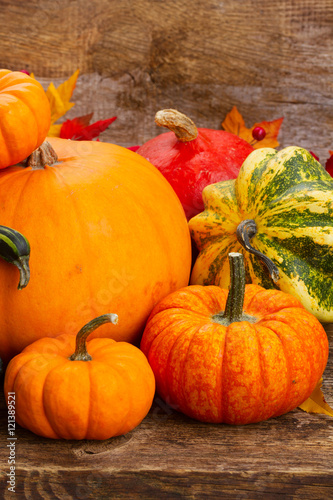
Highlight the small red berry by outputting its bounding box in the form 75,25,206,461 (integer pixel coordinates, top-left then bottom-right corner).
20,70,30,75
310,151,320,162
252,126,266,141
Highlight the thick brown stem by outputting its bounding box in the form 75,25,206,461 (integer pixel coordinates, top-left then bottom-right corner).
26,141,58,169
155,109,198,142
69,314,118,362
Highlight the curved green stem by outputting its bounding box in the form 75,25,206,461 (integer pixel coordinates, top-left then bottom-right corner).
0,225,30,289
212,252,258,326
13,255,30,290
69,314,118,362
236,219,279,283
222,252,246,323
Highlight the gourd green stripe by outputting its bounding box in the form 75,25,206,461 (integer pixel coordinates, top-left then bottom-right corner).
189,145,333,321
256,233,333,313
241,148,333,212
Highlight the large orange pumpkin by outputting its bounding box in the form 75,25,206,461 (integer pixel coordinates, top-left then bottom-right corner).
4,314,155,440
0,138,191,364
140,253,328,425
0,70,51,168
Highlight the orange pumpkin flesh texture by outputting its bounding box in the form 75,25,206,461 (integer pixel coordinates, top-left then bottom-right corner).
0,70,51,168
140,283,329,425
4,316,156,440
0,138,191,364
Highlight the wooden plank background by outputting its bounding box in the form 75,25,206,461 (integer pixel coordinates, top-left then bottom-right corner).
1,0,332,160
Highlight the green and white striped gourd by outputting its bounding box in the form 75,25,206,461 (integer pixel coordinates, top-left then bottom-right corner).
189,146,333,322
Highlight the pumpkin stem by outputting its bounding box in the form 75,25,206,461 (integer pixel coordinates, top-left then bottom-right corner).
25,140,58,170
155,109,198,142
69,314,118,362
236,219,279,283
223,252,246,323
212,252,256,326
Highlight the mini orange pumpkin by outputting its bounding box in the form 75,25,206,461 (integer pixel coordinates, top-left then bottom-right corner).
4,314,155,440
140,253,329,425
0,70,51,168
0,138,191,364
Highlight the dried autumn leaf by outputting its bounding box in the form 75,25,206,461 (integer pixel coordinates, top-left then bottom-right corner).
48,124,62,138
298,378,333,416
60,114,117,141
326,151,333,176
46,69,80,125
59,113,94,139
222,106,283,149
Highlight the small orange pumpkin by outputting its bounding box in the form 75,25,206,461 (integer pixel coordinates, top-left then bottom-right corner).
140,253,329,425
0,70,51,168
0,138,191,364
4,314,155,440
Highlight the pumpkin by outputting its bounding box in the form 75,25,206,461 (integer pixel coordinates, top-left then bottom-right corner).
140,252,328,425
4,314,155,439
0,138,191,365
0,70,51,169
137,109,254,220
189,146,333,322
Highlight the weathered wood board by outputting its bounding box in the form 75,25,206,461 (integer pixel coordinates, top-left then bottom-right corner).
0,324,332,498
1,0,332,160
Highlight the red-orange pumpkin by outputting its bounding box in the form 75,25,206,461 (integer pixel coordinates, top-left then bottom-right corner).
4,314,155,440
0,70,51,168
0,138,191,365
140,253,328,425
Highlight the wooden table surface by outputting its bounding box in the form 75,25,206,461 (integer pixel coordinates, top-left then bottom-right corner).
0,325,332,499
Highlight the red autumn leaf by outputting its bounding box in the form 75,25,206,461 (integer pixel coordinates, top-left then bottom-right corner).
310,151,320,162
326,151,333,176
60,114,117,141
59,113,94,140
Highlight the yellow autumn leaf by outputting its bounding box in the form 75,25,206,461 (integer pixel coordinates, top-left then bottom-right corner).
48,124,62,137
222,106,283,149
46,69,80,125
221,106,245,137
298,378,333,416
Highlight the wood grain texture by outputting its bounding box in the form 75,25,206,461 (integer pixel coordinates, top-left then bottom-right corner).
0,324,332,498
1,0,332,161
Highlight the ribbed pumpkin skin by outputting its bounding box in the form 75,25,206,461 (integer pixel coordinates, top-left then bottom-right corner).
140,284,328,424
189,146,333,322
0,137,191,364
0,70,51,168
4,335,155,439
